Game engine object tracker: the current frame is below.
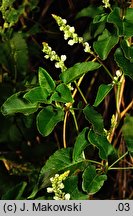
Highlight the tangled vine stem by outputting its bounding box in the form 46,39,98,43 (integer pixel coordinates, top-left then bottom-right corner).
121,100,133,118
63,111,69,148
108,151,128,169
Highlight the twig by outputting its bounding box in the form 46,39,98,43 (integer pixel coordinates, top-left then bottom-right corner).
63,111,69,148
121,100,133,118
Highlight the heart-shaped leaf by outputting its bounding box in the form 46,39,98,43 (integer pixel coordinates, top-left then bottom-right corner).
114,48,133,80
64,175,88,200
1,93,38,116
88,130,114,160
50,83,74,103
24,86,49,103
73,127,90,162
122,115,133,156
93,84,113,107
82,165,107,195
83,105,104,134
37,105,64,137
108,7,133,38
107,7,123,36
93,28,119,60
60,62,101,84
2,182,27,200
120,39,133,63
39,67,55,93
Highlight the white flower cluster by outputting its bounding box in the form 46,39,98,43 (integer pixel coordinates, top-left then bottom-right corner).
112,70,122,84
52,14,91,53
102,0,111,8
47,170,70,200
42,42,67,72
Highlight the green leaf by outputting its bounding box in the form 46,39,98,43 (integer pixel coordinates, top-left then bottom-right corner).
64,175,88,200
83,105,104,134
24,86,49,103
124,8,133,38
114,48,133,80
88,130,114,160
122,115,133,155
37,148,89,190
73,127,90,162
0,42,12,71
93,13,107,23
120,39,133,63
1,93,38,116
10,32,28,76
93,84,113,107
2,182,27,200
50,83,74,103
60,62,101,84
76,5,104,19
107,7,123,36
82,165,107,195
38,67,55,93
93,28,119,60
108,7,133,38
37,105,64,136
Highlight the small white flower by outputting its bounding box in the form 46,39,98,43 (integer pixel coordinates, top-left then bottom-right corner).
50,56,55,61
114,76,118,81
116,70,122,77
44,55,49,59
68,39,75,46
52,51,56,55
78,37,84,43
53,196,59,200
62,19,67,24
102,0,110,8
64,32,70,40
55,62,60,68
61,55,67,61
50,177,54,182
69,26,75,33
47,187,54,193
84,42,91,53
73,33,77,38
65,193,70,200
59,183,64,189
60,26,64,31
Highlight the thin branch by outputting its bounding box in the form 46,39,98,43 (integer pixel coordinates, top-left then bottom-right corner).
108,151,128,169
121,100,133,118
63,111,69,148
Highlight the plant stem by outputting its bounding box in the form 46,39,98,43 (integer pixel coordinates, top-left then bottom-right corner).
70,109,79,132
72,75,85,99
92,53,114,80
74,81,88,104
63,111,68,148
109,167,133,170
116,75,125,114
108,151,128,169
87,159,102,166
121,100,133,118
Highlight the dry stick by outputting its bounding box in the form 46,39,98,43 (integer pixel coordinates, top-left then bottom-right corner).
72,75,85,99
109,76,125,143
117,76,125,114
121,100,133,118
63,111,69,148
